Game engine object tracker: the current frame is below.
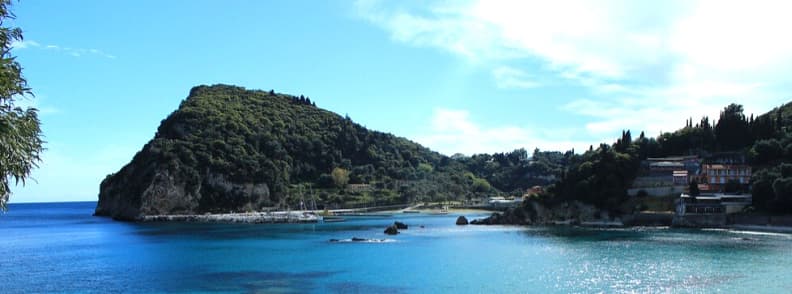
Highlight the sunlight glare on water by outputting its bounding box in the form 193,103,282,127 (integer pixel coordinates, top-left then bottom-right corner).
2,202,792,293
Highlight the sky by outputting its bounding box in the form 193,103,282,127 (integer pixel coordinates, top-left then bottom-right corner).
8,0,792,203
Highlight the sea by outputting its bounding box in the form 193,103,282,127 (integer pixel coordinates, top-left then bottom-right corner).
2,202,792,293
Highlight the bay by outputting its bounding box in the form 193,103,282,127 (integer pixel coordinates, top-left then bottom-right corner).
2,202,791,293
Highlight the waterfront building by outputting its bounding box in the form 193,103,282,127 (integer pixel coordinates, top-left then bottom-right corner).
699,152,751,192
488,196,522,208
700,164,751,190
675,193,752,216
673,193,752,227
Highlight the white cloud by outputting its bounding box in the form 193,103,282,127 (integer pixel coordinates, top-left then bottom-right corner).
414,108,592,155
10,40,40,49
492,66,539,89
12,39,116,59
357,0,792,136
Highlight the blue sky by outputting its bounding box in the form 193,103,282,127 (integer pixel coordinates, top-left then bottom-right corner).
8,0,792,202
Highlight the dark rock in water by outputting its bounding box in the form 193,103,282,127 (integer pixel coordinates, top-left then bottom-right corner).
470,210,524,225
330,237,391,243
471,213,501,225
456,216,469,225
419,225,425,228
384,225,399,235
394,221,408,229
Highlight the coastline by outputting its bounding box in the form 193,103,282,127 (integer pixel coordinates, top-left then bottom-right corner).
133,207,494,224
141,211,321,223
466,206,792,235
727,224,792,234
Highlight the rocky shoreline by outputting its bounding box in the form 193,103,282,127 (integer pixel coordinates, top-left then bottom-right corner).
469,200,675,227
470,200,622,226
467,201,792,235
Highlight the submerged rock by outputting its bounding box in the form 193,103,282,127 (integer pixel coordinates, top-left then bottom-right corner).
394,221,408,229
384,225,399,235
456,216,469,225
329,237,394,243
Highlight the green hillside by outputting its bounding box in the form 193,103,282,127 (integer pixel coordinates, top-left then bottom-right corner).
95,85,494,219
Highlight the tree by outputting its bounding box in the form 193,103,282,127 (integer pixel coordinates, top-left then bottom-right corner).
714,104,751,150
330,167,349,188
471,178,491,193
688,179,700,196
724,179,742,193
0,0,42,210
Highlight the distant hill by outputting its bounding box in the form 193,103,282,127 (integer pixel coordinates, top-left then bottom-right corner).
95,85,496,220
762,101,792,123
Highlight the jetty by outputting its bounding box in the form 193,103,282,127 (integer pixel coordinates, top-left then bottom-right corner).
139,203,414,224
142,211,320,224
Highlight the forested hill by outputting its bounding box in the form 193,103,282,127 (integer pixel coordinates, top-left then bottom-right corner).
540,101,792,214
748,101,792,212
95,85,494,220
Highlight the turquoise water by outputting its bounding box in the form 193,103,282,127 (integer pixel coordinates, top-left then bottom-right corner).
2,202,792,293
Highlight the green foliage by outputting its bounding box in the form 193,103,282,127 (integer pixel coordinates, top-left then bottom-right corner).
456,148,571,193
715,104,753,150
104,84,792,214
518,101,792,212
545,101,792,212
549,144,639,211
0,1,42,210
724,179,742,193
688,179,700,196
471,178,491,193
331,167,349,188
653,104,756,156
103,84,499,211
748,101,792,213
750,139,784,165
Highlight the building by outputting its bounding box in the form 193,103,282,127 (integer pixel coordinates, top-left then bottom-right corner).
673,193,752,227
629,156,700,197
699,152,751,192
701,164,751,185
523,185,544,198
672,170,688,185
646,156,701,180
488,196,523,208
675,193,752,215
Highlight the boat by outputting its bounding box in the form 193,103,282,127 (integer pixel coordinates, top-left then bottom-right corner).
427,206,449,215
322,216,346,223
336,212,394,218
